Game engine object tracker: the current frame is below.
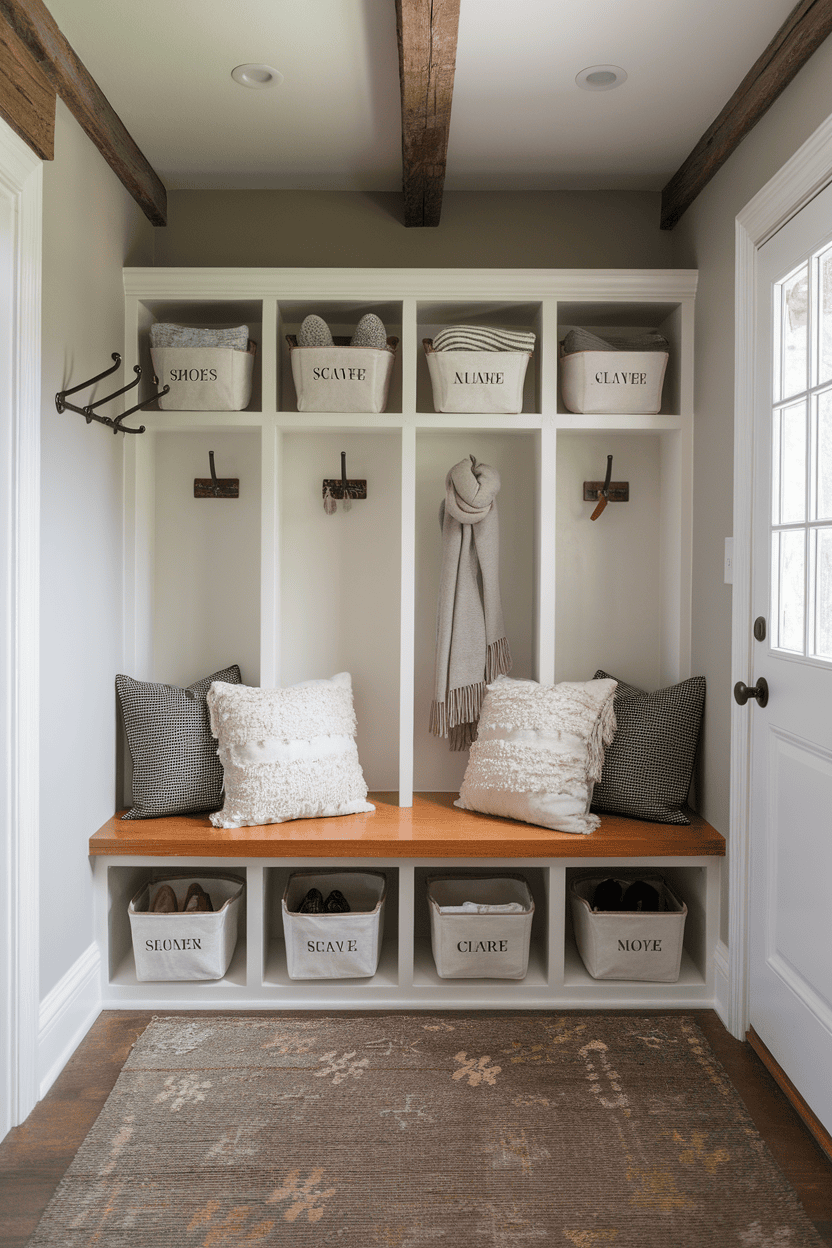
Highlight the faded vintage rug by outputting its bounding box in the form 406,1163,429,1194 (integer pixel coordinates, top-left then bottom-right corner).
28,1014,824,1246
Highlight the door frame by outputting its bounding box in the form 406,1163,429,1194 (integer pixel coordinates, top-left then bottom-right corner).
729,111,832,1040
0,120,41,1140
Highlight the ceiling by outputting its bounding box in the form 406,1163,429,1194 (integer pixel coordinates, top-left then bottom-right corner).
46,0,798,194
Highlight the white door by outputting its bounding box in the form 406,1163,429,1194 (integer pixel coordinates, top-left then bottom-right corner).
748,180,832,1132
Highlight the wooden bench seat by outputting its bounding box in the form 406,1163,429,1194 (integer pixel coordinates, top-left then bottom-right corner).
90,791,725,860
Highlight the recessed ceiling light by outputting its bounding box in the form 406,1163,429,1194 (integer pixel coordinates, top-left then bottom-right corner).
575,65,628,92
231,63,283,89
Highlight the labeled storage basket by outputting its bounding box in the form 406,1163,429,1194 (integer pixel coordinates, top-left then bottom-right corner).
569,874,687,982
281,870,386,979
559,347,668,415
150,342,256,411
426,874,534,979
287,336,398,413
423,341,532,414
128,874,245,982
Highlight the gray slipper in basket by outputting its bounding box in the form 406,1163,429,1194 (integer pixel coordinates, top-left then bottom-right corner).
350,313,387,348
298,315,334,348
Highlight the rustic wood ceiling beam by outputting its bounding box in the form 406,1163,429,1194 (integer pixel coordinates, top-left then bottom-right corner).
661,0,832,230
396,0,461,228
0,10,54,159
0,0,166,226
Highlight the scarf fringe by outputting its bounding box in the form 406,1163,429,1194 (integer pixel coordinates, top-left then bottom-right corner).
587,689,618,782
430,680,487,744
486,636,512,683
449,721,478,751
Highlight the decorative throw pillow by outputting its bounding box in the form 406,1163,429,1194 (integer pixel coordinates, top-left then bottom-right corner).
116,664,242,820
207,672,375,828
590,670,706,825
455,675,618,834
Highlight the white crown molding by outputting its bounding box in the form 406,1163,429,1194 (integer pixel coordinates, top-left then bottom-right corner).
729,108,832,1042
38,943,101,1099
0,120,42,1140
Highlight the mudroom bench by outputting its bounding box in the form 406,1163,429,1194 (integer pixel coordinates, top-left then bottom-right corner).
90,793,725,1012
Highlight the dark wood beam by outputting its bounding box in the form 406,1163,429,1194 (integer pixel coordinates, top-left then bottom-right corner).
0,11,54,159
661,0,832,230
0,0,166,225
396,0,461,228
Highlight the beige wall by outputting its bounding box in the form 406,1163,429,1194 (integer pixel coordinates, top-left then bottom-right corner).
40,100,154,998
674,37,832,942
157,189,677,269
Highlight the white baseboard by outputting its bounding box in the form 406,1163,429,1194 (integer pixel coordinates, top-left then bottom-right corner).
37,943,101,1099
713,939,731,1034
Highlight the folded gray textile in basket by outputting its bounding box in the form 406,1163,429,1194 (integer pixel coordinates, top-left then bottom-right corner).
149,323,250,350
561,327,669,355
432,325,536,353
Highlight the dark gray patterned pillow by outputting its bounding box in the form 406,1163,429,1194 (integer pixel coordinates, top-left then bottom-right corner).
590,670,706,825
116,665,241,820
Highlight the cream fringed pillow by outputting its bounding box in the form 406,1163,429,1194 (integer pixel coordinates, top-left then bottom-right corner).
207,672,375,828
456,675,618,834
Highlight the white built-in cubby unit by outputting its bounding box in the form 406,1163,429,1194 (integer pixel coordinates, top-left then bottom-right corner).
93,267,720,1012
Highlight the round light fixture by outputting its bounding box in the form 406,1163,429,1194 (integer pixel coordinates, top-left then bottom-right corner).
231,63,283,89
575,64,628,92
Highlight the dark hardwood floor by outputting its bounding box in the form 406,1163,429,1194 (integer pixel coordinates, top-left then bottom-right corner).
1,1009,831,1246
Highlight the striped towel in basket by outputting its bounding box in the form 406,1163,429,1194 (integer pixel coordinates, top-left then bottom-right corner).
432,325,535,353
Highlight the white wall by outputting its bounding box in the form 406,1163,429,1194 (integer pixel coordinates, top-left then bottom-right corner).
673,37,832,942
39,100,154,999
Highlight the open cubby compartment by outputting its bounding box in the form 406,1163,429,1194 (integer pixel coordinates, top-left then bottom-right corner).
150,427,262,689
277,428,401,791
106,863,249,992
416,300,544,414
277,299,404,414
263,864,400,991
413,429,539,794
412,865,550,992
135,297,264,413
562,864,712,997
556,299,686,417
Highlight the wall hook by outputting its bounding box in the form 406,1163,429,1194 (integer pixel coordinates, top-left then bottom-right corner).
194,450,239,498
55,352,169,435
584,454,630,520
322,451,367,513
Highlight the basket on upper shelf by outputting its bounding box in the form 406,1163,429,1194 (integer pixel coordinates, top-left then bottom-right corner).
149,323,257,411
559,327,669,415
287,335,398,413
423,338,533,414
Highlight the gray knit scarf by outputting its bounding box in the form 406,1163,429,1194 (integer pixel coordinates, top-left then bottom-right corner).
430,455,512,750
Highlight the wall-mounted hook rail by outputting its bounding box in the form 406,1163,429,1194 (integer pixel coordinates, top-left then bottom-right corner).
322,450,367,514
584,454,629,520
55,352,169,435
194,450,239,499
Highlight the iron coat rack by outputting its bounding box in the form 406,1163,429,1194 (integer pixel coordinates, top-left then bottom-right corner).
55,352,169,435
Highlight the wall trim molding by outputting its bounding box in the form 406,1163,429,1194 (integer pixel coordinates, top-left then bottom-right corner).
37,942,100,1099
0,118,41,1142
730,108,832,1041
713,939,731,1032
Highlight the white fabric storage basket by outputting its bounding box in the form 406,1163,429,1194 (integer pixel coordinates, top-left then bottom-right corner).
560,349,668,415
427,874,534,979
424,341,531,414
570,875,687,982
281,871,386,979
287,337,397,413
150,343,255,411
128,875,244,981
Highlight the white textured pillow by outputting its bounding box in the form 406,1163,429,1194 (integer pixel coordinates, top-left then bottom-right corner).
206,672,375,828
456,675,618,834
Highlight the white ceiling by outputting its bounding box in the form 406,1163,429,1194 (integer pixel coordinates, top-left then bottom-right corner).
47,0,797,193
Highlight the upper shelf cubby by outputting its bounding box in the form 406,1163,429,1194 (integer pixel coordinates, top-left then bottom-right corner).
277,299,403,416
135,298,264,413
556,300,684,418
416,300,543,416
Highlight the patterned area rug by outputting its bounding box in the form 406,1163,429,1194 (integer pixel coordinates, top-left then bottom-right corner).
28,1014,823,1246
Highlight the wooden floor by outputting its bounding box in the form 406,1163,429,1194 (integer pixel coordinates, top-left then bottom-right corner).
1,1009,831,1247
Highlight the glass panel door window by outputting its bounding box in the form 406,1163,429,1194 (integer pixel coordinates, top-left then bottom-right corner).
771,246,832,660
